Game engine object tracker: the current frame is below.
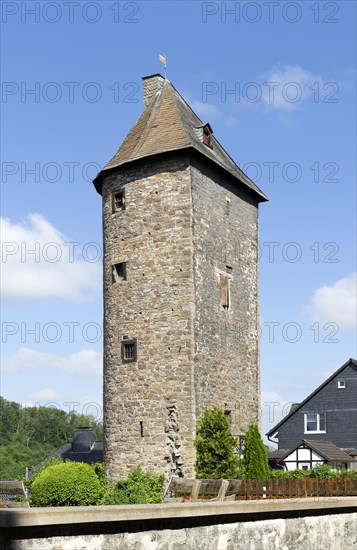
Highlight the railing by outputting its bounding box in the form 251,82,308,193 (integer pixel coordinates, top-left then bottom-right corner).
166,476,357,501
0,481,29,508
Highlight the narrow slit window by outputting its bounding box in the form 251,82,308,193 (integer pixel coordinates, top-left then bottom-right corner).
112,262,126,283
113,191,125,212
220,274,230,309
121,338,137,363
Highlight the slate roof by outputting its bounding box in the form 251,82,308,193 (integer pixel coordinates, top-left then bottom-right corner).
266,358,357,438
32,442,103,473
31,429,104,474
93,75,268,202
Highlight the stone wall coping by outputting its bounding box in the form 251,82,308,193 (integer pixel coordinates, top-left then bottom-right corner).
1,497,356,529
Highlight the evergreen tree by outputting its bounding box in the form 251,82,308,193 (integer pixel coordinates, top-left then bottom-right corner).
194,405,239,479
241,424,270,480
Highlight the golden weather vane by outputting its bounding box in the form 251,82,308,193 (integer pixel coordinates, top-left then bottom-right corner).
159,53,167,79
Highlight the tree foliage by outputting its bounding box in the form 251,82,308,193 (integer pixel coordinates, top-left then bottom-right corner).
101,466,165,505
241,424,270,480
0,396,103,480
30,461,102,506
194,405,239,479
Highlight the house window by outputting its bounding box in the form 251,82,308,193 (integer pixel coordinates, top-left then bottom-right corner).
220,274,230,309
112,262,126,283
113,191,125,212
121,338,137,363
338,380,346,388
304,413,326,433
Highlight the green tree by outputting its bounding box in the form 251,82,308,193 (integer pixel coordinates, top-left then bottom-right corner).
30,461,102,506
194,405,239,479
241,424,270,480
0,397,103,480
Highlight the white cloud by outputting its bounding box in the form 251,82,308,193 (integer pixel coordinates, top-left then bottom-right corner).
2,347,102,377
261,390,291,444
23,389,103,421
29,388,63,402
260,64,325,113
190,100,222,119
306,273,357,329
224,115,238,127
1,214,101,302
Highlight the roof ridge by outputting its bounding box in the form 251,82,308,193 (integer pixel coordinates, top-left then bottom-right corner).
169,82,192,141
129,82,167,160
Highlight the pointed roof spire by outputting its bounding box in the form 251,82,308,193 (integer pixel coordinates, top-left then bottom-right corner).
93,75,267,202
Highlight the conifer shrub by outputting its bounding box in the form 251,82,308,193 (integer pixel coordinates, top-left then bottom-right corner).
101,466,165,504
241,424,270,480
30,461,102,506
194,405,239,479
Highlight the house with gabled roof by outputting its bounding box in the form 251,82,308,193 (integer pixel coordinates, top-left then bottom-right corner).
269,440,355,471
267,358,357,470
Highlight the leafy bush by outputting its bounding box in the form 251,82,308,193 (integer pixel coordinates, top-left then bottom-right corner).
271,469,309,479
102,466,164,504
194,405,239,479
241,424,270,480
271,465,357,479
31,461,102,506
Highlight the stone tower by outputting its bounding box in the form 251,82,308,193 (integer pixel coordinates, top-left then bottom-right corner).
93,74,267,479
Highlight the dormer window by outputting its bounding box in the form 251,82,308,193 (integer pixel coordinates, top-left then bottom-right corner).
195,123,213,148
203,127,211,147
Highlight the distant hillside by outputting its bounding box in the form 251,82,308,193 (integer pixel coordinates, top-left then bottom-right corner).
0,397,103,479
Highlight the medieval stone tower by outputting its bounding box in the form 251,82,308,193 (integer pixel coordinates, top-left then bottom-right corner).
93,74,267,479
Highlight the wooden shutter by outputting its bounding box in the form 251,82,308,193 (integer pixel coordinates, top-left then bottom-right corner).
220,274,230,308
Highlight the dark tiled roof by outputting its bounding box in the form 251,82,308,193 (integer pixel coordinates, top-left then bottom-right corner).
302,440,354,463
341,448,357,457
268,449,290,461
32,441,103,473
266,358,357,437
93,76,267,202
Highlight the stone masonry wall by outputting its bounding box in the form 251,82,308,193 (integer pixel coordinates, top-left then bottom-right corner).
3,512,356,550
190,158,261,437
102,155,196,479
102,152,261,480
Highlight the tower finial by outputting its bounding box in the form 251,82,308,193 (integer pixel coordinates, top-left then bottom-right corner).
159,53,167,79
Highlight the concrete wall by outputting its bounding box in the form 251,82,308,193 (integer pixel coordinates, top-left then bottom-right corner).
1,498,356,550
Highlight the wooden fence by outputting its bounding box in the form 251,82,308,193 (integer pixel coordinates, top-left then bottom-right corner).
0,481,29,508
166,476,357,502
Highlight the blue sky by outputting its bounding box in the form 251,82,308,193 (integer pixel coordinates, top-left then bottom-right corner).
1,1,356,442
